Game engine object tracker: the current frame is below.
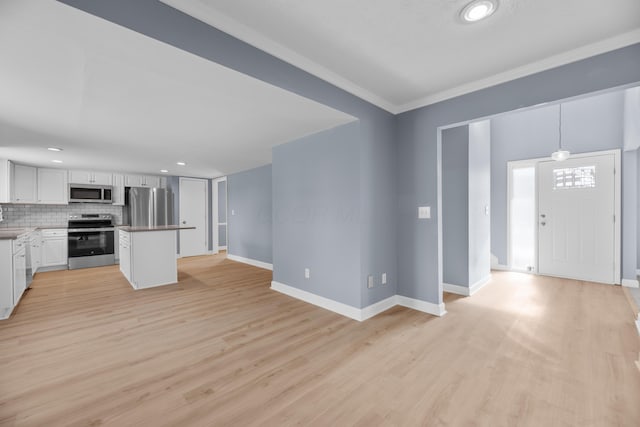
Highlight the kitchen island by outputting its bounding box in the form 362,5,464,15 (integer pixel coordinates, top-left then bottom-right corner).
118,225,195,290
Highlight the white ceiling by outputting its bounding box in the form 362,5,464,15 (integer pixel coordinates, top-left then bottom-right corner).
161,0,640,113
0,0,355,178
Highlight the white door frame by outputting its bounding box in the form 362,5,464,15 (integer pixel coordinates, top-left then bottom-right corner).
178,177,210,257
212,176,227,251
506,149,621,284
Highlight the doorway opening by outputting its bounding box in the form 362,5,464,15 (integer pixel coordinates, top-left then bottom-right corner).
508,162,537,273
506,150,621,284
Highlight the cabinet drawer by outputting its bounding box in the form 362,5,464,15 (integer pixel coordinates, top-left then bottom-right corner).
41,229,68,237
13,238,26,254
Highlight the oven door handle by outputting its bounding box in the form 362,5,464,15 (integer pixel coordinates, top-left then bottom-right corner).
68,228,115,233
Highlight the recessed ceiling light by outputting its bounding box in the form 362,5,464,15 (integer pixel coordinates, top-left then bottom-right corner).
176,162,186,166
51,159,63,163
47,147,63,152
160,169,169,173
461,0,497,22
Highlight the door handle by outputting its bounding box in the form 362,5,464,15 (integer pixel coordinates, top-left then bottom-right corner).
540,221,546,226
540,214,546,218
182,221,186,225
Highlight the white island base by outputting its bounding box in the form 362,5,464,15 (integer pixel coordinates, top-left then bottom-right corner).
119,227,188,290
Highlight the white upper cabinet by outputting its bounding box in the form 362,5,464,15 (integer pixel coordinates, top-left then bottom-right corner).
68,170,92,185
112,174,125,206
11,164,37,203
6,163,166,205
92,172,113,186
37,168,68,204
125,174,162,188
143,175,160,188
125,174,143,187
69,170,113,185
0,159,10,203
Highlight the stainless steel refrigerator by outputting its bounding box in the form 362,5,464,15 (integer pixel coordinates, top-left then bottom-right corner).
124,187,174,227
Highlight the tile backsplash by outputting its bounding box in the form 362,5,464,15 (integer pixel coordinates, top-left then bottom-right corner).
0,204,123,228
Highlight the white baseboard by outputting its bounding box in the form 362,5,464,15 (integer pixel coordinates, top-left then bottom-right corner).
227,254,273,271
443,283,471,296
219,246,227,251
396,295,447,317
490,254,509,271
271,281,447,321
443,275,491,297
37,265,68,273
470,275,492,295
271,281,363,320
622,279,640,288
360,296,398,321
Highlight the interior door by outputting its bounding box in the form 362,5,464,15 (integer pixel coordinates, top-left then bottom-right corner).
537,154,616,284
179,178,208,257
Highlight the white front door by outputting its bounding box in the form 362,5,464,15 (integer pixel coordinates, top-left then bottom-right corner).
537,154,616,284
179,178,208,257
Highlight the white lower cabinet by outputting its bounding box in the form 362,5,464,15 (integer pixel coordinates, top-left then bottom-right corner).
119,231,131,282
41,229,68,268
29,231,41,274
13,246,26,306
0,235,28,320
119,230,177,289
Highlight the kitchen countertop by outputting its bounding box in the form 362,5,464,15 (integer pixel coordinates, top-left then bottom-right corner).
0,225,70,240
118,225,196,232
0,228,33,240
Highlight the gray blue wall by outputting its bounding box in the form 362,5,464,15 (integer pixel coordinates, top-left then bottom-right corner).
359,114,398,306
468,120,491,285
273,123,362,308
58,0,640,299
638,148,640,273
397,45,640,304
61,0,398,309
227,165,272,264
442,126,469,287
441,121,491,289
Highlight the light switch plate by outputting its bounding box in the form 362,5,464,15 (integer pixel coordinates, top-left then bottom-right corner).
418,206,431,219
304,268,310,279
381,273,387,285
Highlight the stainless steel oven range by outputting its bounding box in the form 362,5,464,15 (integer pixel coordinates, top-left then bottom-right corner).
67,214,115,270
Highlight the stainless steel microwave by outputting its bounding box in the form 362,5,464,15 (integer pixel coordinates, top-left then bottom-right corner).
69,184,113,203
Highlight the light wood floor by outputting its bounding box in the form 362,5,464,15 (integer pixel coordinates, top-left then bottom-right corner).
1,255,639,426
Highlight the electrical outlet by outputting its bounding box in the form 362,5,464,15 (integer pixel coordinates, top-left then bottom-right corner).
367,275,374,289
381,273,387,285
304,268,310,279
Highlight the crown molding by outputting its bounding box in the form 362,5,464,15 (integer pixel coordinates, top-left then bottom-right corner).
394,29,640,113
159,0,397,114
159,1,640,116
